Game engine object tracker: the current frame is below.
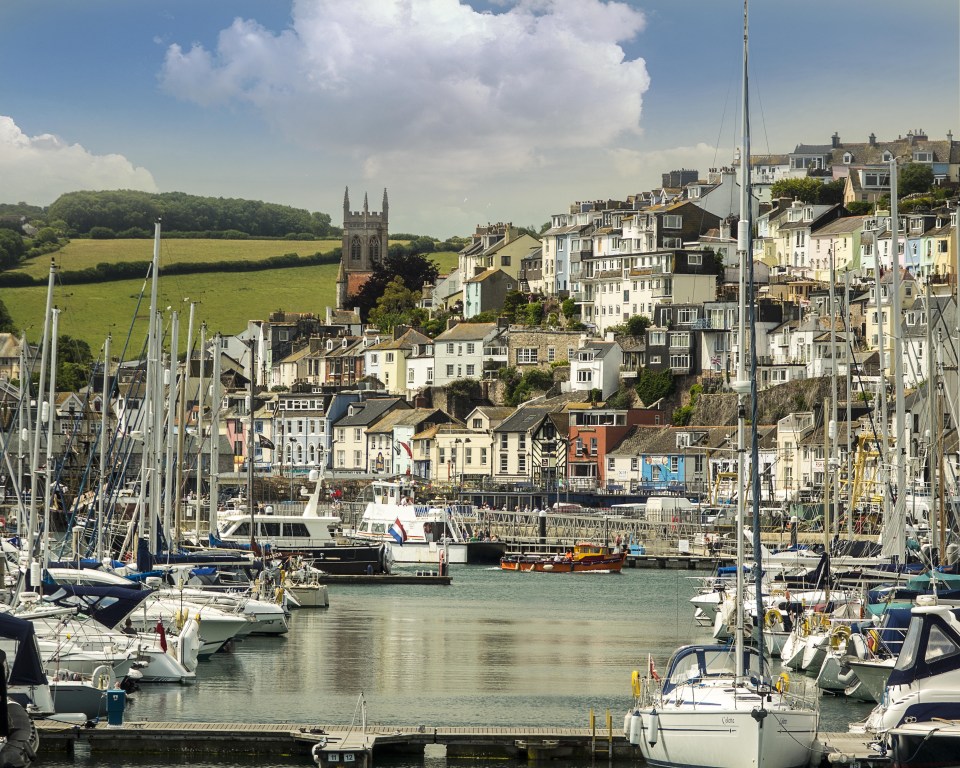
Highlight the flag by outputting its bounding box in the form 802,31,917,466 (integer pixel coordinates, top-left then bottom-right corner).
257,433,276,450
400,441,413,458
156,620,168,652
388,518,407,545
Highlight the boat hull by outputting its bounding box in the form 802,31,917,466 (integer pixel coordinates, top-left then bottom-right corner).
631,707,819,768
890,721,960,768
501,553,626,573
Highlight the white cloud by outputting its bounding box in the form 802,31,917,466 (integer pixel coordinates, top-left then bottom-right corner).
610,143,734,188
160,0,650,185
0,116,157,205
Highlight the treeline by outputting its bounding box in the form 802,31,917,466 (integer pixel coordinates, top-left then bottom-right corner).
47,190,336,238
0,249,342,288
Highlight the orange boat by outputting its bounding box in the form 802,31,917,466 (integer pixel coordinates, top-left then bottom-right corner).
500,543,627,573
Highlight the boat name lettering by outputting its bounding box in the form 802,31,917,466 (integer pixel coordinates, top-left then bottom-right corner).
722,717,736,725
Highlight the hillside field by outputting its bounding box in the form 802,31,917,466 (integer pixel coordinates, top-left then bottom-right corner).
2,241,458,353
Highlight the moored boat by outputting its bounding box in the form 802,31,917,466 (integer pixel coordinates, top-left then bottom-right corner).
500,543,626,573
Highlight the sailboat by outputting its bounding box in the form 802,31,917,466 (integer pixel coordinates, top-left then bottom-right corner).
623,4,819,767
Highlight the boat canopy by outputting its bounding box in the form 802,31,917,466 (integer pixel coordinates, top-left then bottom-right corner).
662,644,768,695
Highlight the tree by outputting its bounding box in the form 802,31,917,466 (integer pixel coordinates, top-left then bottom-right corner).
819,179,845,205
625,315,651,337
898,163,934,197
846,201,873,215
0,228,26,270
368,276,420,332
770,177,824,204
351,250,440,320
55,335,94,391
501,291,526,322
561,298,577,320
0,298,14,332
635,367,674,406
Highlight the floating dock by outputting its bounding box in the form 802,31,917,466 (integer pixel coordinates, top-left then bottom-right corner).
36,721,885,766
625,554,734,569
314,572,451,585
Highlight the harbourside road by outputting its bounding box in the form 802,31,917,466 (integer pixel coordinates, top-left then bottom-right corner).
36,721,890,766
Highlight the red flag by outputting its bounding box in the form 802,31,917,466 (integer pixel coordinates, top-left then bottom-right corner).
156,620,168,652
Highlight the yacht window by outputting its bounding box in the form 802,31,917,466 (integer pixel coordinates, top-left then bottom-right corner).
259,522,281,537
373,523,386,535
285,522,309,537
234,522,250,537
895,617,924,671
925,624,960,663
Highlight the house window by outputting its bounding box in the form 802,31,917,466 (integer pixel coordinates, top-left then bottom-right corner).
630,458,639,471
439,448,446,465
472,418,482,429
590,438,598,456
663,237,682,249
577,370,593,383
407,369,415,383
446,365,454,376
688,254,702,266
663,215,682,229
370,353,378,364
677,308,697,324
517,348,538,364
518,454,526,472
608,457,615,471
500,454,509,472
480,448,488,465
669,354,690,369
354,428,362,441
547,347,556,362
670,332,690,348
518,435,526,450
649,331,666,346
385,352,394,363
670,456,679,473
447,344,454,353
466,343,475,354
500,434,508,449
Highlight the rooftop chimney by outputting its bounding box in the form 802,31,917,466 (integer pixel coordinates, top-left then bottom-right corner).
831,132,840,148
869,133,876,146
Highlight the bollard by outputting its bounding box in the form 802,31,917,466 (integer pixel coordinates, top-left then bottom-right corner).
106,689,126,726
607,709,613,758
589,707,595,753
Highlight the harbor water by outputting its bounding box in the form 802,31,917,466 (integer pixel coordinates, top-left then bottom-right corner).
37,565,872,767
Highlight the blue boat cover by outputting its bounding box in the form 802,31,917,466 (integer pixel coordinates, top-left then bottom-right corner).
39,583,153,630
0,614,46,686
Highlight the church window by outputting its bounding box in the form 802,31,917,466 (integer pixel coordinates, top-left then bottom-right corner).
369,237,380,262
350,236,362,261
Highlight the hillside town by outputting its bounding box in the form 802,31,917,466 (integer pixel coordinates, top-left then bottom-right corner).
2,129,958,527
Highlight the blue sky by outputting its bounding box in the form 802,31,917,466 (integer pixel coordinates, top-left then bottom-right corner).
0,0,956,238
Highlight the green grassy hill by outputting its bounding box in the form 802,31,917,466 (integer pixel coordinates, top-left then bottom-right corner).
2,240,458,353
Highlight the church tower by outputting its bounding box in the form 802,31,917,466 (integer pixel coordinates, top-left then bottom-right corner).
337,186,389,309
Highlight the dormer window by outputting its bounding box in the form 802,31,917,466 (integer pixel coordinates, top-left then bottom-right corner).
843,152,853,164
326,340,334,351
341,338,348,348
882,151,893,162
914,151,932,163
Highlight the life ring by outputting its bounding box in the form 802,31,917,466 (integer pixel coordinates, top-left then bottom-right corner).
866,629,881,654
92,664,112,690
829,625,851,650
774,672,790,694
631,670,642,697
763,609,783,630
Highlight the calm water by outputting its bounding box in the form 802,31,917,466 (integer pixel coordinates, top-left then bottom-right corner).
36,565,872,767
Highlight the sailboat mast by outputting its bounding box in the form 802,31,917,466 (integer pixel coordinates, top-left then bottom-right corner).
24,259,56,589
247,329,257,555
41,309,60,572
888,162,907,563
732,0,751,679
97,334,111,563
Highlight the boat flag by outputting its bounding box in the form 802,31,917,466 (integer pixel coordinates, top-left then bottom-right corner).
156,620,168,652
257,433,275,450
388,518,407,545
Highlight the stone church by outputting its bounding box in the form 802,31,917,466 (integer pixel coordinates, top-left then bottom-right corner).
336,187,389,309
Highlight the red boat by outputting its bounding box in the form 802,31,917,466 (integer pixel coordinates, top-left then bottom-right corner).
500,543,627,573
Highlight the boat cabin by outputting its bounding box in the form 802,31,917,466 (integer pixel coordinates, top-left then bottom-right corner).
370,481,416,506
886,604,960,690
662,644,769,695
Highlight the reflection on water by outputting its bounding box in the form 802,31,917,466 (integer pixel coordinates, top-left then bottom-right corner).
38,566,871,766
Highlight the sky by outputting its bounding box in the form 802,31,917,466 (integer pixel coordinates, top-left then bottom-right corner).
0,0,957,239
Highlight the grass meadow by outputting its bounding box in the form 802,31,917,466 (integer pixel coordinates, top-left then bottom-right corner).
2,241,458,354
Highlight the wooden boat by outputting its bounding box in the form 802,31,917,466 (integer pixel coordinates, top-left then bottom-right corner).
500,543,626,573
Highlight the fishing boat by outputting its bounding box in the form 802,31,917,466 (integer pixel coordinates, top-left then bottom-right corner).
350,480,505,565
500,543,626,573
623,4,819,766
